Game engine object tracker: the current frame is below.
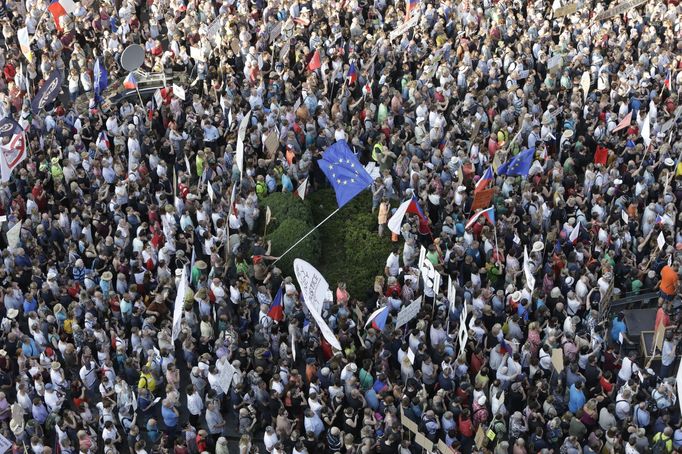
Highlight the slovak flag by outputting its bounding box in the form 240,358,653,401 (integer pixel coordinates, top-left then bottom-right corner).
347,62,358,84
406,0,419,18
123,73,138,90
474,167,494,194
267,287,284,322
465,207,496,229
96,131,110,151
48,0,78,30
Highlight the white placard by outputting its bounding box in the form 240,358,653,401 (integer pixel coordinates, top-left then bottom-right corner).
389,14,420,40
396,297,422,328
622,211,629,223
6,221,21,251
218,361,236,394
657,231,666,251
172,84,186,100
171,266,187,341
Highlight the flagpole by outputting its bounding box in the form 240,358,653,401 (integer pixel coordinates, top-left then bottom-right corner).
271,207,341,266
493,225,500,265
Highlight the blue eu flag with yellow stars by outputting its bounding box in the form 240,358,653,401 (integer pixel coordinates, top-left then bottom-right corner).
319,140,374,208
497,147,535,177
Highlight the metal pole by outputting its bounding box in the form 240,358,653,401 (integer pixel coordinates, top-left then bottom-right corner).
271,207,341,265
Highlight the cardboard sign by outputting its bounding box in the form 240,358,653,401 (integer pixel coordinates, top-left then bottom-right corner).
474,426,486,448
0,434,12,454
438,440,454,454
189,47,204,62
400,406,419,433
414,432,434,451
172,84,186,100
471,188,495,211
554,2,578,18
264,130,279,157
551,348,564,373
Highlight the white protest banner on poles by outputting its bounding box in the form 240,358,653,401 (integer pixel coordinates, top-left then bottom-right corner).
171,266,187,341
592,0,646,22
235,110,251,176
294,259,342,351
396,297,422,328
389,14,419,40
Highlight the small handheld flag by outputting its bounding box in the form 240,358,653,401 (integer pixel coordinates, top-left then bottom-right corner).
474,167,493,194
347,62,358,84
94,58,108,97
497,148,534,177
307,50,321,72
96,131,110,151
267,287,284,322
123,73,138,90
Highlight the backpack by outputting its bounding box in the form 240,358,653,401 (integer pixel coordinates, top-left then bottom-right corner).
652,435,668,454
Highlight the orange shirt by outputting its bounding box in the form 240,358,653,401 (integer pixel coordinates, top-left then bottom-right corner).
660,265,678,296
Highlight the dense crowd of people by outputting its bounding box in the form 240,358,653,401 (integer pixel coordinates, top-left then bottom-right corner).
0,0,681,453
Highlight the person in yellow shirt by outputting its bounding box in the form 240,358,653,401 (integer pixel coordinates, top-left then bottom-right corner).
138,366,156,393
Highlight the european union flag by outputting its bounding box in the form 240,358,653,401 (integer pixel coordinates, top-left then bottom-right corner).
319,140,373,208
94,58,108,98
498,147,535,177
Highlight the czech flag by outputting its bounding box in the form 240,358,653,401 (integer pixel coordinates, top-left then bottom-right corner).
347,62,358,84
96,131,110,151
406,0,419,18
48,0,78,30
387,195,429,235
664,70,671,91
267,287,284,322
123,73,138,90
465,207,495,229
364,306,389,331
474,166,493,194
307,49,321,72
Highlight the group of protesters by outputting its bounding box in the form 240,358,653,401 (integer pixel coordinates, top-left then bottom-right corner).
0,0,681,453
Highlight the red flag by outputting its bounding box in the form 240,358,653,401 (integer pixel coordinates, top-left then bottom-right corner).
594,145,608,165
307,50,321,72
612,111,632,133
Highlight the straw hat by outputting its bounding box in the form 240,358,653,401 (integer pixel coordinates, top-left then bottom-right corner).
195,260,208,270
532,241,544,253
6,309,18,319
101,271,113,281
51,361,61,371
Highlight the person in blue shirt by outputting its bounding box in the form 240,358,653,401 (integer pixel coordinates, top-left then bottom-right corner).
568,382,586,414
161,398,179,442
610,312,628,344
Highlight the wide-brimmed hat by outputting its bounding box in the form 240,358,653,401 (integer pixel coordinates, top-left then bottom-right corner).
195,260,207,270
532,241,544,253
101,271,113,281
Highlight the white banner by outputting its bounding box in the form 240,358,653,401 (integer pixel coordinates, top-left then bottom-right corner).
0,133,27,183
235,110,251,175
389,14,419,40
293,259,341,351
171,267,187,342
523,246,535,291
676,355,682,415
396,297,422,328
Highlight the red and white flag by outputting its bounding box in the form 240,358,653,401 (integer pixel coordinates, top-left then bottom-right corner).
48,0,78,30
0,133,27,182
